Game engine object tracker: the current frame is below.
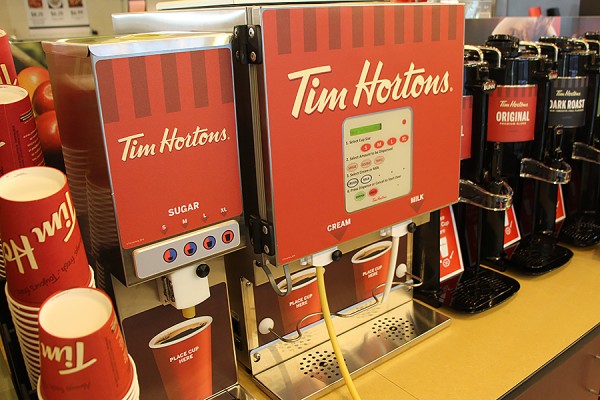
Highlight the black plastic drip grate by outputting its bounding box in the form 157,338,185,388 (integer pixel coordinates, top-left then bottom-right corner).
560,216,600,247
299,350,341,381
371,316,415,342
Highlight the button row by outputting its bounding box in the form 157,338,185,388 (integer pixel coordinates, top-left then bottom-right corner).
162,229,235,263
359,135,410,153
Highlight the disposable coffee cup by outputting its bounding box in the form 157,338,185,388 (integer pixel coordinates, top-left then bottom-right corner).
0,167,90,306
0,30,18,85
277,268,322,333
38,288,133,400
0,85,45,174
351,241,392,302
149,316,212,400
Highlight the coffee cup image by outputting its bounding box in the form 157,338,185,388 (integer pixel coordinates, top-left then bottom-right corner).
149,316,213,400
351,241,393,302
276,268,322,333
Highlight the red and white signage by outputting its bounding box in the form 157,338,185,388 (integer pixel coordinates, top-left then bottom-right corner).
503,206,521,248
260,4,464,264
487,85,537,143
439,206,464,281
94,48,243,249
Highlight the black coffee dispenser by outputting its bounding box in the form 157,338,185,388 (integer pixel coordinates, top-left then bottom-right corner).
479,35,573,274
414,47,520,313
538,36,600,247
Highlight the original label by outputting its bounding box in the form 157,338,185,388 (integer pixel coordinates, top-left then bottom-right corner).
548,77,588,128
487,85,537,142
461,95,473,160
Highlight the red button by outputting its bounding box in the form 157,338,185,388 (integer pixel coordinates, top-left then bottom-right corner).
400,135,409,143
361,143,371,152
222,230,235,244
375,140,384,149
387,137,397,146
368,188,378,196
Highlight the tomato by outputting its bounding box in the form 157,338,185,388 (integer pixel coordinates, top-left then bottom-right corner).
36,110,62,155
32,80,55,116
17,66,50,99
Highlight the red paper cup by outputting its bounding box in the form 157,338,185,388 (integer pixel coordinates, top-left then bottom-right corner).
0,85,44,175
0,167,90,306
38,288,133,400
277,268,322,333
0,30,17,85
351,241,392,302
149,316,212,400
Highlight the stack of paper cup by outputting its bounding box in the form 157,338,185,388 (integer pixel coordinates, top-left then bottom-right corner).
0,166,95,386
37,288,139,400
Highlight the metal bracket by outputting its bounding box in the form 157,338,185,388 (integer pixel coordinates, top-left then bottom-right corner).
520,158,572,184
233,25,263,65
249,215,275,256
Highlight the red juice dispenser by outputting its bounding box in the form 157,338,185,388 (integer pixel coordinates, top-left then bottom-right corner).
43,33,249,399
538,36,600,247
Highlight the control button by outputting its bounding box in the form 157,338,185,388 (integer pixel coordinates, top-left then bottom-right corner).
222,230,235,244
347,178,359,188
347,162,358,172
355,192,366,201
361,175,372,184
402,119,407,125
387,137,397,146
184,242,197,256
375,140,384,149
203,236,216,250
369,188,378,197
374,156,385,165
400,134,409,143
360,143,371,152
163,248,177,263
360,159,372,169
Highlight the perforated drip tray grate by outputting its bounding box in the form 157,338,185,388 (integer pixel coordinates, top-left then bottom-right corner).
437,267,520,313
252,301,450,400
559,214,600,247
507,233,573,275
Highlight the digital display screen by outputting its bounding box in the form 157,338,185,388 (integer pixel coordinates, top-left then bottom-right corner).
350,123,382,136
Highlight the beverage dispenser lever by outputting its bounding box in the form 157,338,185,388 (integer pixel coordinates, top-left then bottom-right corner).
255,261,293,297
519,158,572,183
458,179,513,211
382,221,413,303
572,142,600,164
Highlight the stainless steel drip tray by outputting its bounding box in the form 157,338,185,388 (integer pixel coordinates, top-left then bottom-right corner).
253,301,450,400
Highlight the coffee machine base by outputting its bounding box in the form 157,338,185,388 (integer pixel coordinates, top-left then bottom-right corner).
485,234,573,275
559,215,600,248
250,301,449,400
213,385,256,400
420,267,520,314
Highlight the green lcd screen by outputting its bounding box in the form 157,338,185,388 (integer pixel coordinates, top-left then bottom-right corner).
350,123,382,136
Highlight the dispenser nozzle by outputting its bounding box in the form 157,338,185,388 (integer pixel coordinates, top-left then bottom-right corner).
182,307,196,319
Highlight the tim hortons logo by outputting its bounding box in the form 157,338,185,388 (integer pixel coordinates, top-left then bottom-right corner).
288,60,452,118
0,64,16,85
117,125,228,162
2,191,77,274
40,341,97,375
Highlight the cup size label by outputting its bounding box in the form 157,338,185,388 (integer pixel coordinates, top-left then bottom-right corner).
548,77,588,128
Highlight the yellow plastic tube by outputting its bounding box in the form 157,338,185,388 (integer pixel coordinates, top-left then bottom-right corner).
315,266,361,400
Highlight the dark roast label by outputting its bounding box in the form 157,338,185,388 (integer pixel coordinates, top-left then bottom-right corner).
548,77,588,128
487,85,537,142
461,95,473,160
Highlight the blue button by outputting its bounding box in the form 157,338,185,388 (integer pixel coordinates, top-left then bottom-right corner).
203,236,216,250
163,248,177,263
184,242,197,256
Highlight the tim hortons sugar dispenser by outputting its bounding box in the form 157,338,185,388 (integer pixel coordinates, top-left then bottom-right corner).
479,35,572,274
414,46,520,313
539,36,600,247
43,33,251,399
114,3,465,399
